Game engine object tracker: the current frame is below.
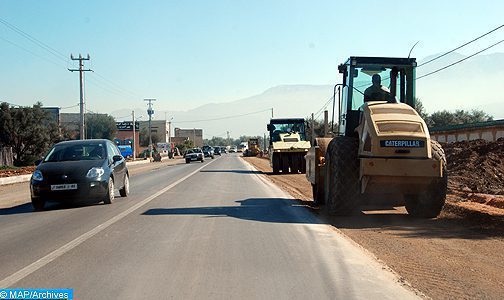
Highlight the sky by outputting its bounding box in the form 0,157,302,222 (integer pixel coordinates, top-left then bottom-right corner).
0,0,503,118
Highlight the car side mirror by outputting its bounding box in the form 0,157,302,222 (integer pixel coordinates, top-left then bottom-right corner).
113,155,123,162
267,124,271,131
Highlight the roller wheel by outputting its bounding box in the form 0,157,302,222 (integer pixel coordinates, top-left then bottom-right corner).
281,155,289,173
324,136,361,215
405,141,447,218
272,153,280,174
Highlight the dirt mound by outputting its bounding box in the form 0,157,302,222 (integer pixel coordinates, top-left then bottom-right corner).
443,138,504,195
0,166,36,178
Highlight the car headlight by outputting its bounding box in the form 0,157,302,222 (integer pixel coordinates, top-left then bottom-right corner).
86,167,105,178
32,170,43,181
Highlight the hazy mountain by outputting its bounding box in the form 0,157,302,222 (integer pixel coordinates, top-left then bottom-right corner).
416,52,504,116
111,52,504,139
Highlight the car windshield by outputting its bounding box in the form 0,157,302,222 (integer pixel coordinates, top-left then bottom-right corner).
44,143,106,162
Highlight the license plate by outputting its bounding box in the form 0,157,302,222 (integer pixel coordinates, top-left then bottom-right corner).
51,184,78,191
380,140,425,148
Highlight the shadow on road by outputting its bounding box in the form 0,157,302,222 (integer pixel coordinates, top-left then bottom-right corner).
143,198,321,224
143,194,504,239
308,203,504,239
0,201,104,215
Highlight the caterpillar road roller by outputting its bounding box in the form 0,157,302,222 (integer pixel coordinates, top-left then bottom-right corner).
244,138,260,157
268,118,311,174
306,57,447,218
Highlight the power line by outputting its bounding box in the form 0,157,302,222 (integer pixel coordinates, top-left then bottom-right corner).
0,18,141,101
174,108,272,124
60,103,80,110
314,96,334,120
0,36,67,69
418,24,504,67
417,39,504,80
0,17,68,63
91,72,141,98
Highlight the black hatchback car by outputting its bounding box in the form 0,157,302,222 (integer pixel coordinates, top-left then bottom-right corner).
30,139,129,210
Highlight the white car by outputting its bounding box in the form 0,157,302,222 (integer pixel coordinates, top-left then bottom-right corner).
185,148,204,163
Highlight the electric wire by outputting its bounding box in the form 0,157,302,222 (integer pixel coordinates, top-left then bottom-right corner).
0,17,69,63
173,108,272,124
418,24,504,67
0,18,141,101
417,39,504,80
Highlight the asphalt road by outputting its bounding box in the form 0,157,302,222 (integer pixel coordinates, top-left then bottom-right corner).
0,154,419,299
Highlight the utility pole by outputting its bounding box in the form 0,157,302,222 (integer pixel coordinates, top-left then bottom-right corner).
311,113,315,144
144,99,156,160
227,131,230,146
324,110,329,137
68,54,92,140
132,110,136,161
271,108,274,118
193,128,196,147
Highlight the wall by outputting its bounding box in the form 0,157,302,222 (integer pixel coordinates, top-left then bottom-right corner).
174,128,203,147
430,120,504,143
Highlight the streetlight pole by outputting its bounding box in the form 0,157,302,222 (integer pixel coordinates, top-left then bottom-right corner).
144,99,156,160
132,110,136,161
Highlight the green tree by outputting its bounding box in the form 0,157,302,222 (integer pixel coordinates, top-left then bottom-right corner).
414,98,429,121
0,102,60,166
429,109,493,127
175,139,193,153
86,113,117,140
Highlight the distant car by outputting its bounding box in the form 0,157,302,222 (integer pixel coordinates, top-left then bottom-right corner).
214,147,222,156
220,146,228,154
185,148,204,163
117,145,133,159
202,145,215,159
230,146,237,153
30,139,129,210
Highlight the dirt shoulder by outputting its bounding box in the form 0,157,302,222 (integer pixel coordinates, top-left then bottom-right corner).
243,156,504,300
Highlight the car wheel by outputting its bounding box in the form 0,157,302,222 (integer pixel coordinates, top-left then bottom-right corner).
104,177,115,204
119,174,129,197
31,197,46,211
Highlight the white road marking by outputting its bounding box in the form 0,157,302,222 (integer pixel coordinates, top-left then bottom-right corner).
0,160,215,288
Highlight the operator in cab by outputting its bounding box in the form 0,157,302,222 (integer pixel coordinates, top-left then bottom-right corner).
364,74,392,102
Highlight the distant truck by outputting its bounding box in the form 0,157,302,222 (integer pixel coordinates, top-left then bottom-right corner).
267,118,311,173
238,142,248,153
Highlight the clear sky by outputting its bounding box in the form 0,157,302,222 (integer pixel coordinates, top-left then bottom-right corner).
1,0,503,115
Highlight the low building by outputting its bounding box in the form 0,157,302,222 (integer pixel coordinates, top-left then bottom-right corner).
42,107,61,126
174,128,203,147
430,119,504,143
139,120,171,143
115,121,140,157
